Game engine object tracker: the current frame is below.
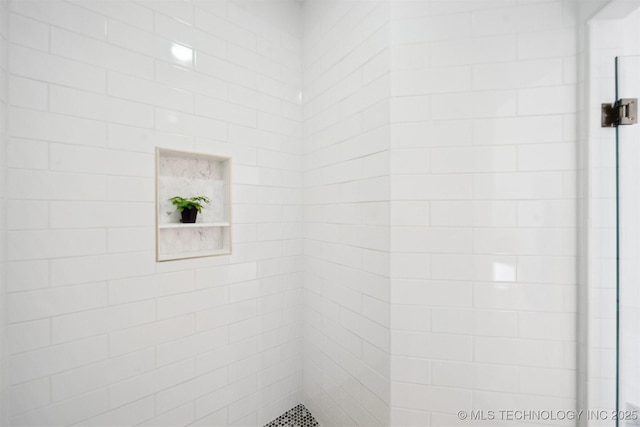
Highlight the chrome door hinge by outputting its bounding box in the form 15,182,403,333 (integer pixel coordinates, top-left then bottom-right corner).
602,98,638,127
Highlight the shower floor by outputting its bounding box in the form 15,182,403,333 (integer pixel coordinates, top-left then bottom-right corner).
264,404,319,427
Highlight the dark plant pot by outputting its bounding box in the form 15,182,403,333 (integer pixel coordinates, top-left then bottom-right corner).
180,208,198,223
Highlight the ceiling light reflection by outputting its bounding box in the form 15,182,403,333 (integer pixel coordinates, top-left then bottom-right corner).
171,43,193,66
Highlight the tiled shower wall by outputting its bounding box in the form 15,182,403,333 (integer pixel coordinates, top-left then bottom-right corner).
5,1,303,425
0,0,611,426
302,2,391,426
300,0,584,426
583,10,619,421
576,1,611,424
388,1,580,425
0,0,7,424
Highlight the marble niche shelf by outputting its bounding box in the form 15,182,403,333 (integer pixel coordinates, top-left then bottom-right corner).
155,148,231,262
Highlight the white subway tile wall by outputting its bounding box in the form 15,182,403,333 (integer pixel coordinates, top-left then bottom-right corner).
0,0,7,424
0,0,609,426
389,1,579,426
302,1,391,426
6,0,303,425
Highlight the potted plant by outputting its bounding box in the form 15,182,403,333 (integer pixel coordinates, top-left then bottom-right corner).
169,196,211,223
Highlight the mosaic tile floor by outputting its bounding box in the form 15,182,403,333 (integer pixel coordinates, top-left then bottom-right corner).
264,404,319,427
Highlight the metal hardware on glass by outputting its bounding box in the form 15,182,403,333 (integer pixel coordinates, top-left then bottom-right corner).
602,98,638,127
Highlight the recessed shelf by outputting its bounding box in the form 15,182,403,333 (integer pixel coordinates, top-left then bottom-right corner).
156,148,232,262
157,248,230,262
159,222,231,229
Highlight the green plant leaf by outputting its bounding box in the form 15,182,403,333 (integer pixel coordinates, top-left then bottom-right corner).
169,195,211,213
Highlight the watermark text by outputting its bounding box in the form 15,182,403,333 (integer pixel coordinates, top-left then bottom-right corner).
456,409,638,422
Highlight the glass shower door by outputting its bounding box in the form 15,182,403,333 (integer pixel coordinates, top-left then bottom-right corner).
615,55,640,425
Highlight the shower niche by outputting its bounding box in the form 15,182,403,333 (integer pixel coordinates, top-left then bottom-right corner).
155,148,231,262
